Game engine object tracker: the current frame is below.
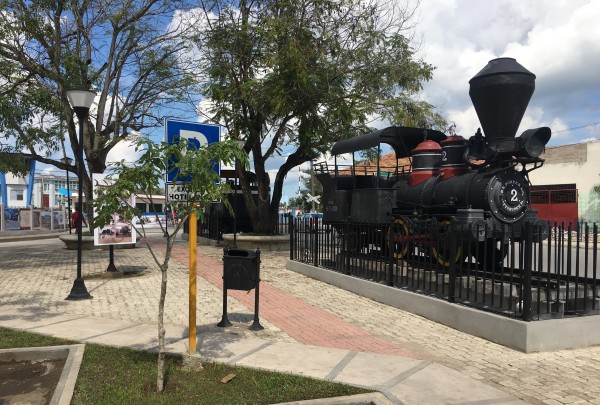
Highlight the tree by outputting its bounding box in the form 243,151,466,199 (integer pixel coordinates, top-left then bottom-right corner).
287,196,305,211
188,0,445,234
93,137,246,393
0,0,197,217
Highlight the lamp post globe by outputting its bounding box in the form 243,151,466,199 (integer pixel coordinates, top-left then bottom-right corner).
65,88,96,300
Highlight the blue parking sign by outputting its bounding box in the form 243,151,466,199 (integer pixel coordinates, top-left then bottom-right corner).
165,119,221,182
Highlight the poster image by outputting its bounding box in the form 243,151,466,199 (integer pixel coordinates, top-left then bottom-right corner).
92,174,137,246
95,212,135,245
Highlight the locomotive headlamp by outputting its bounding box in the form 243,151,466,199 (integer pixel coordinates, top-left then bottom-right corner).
518,127,551,158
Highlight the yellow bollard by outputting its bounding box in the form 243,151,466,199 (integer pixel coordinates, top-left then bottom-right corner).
189,207,197,355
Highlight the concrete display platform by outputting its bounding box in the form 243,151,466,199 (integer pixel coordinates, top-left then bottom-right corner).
286,260,600,353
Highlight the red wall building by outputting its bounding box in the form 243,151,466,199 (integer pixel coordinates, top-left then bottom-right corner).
530,184,578,227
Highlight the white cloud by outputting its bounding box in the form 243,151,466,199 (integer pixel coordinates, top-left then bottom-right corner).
106,139,141,166
418,0,600,145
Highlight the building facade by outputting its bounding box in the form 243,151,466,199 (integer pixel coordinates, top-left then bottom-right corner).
32,174,78,209
529,140,600,223
0,173,29,208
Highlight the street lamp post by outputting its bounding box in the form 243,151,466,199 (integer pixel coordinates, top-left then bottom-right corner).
65,88,96,301
62,157,73,234
232,139,244,248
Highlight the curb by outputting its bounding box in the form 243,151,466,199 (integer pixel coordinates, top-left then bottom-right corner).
275,392,395,405
0,233,62,243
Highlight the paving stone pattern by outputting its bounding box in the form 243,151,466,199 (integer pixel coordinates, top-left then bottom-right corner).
1,236,600,404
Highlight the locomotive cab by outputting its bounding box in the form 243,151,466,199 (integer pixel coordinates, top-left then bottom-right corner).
315,126,447,225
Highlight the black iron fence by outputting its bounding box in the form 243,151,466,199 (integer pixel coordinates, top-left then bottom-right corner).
198,211,290,241
290,217,599,321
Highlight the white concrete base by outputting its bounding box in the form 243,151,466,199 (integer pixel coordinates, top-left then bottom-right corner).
58,234,95,250
286,260,600,353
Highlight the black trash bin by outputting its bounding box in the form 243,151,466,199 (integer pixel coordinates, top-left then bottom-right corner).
223,247,259,290
219,247,264,330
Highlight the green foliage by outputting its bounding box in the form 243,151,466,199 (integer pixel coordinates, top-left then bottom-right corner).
358,147,382,164
92,137,248,233
0,0,198,192
0,151,32,177
191,0,446,232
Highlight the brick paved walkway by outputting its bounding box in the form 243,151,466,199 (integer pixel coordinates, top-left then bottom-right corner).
166,241,414,357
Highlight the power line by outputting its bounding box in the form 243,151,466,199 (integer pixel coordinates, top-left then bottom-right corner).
553,121,600,134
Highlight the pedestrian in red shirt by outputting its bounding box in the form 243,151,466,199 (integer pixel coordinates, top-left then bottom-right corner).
71,210,88,228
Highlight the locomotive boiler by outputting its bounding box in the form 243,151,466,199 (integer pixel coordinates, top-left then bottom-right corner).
315,58,551,264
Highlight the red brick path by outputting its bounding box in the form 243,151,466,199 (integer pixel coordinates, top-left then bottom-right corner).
163,241,414,358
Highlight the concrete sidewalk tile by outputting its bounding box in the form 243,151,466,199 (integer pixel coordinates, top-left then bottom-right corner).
390,362,526,404
29,316,138,342
0,306,84,331
197,331,275,361
233,341,351,379
85,322,159,349
331,351,423,386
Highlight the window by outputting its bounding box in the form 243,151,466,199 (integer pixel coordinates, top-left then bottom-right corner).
10,190,24,201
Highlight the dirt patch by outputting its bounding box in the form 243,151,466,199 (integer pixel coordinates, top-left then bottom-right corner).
0,357,66,405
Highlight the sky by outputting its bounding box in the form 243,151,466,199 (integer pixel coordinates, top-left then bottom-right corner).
32,1,600,206
416,0,600,144
281,0,600,203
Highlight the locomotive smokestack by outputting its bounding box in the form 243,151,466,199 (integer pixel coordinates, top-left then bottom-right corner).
469,57,535,140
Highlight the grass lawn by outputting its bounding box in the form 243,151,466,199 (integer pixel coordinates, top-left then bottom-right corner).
0,327,371,404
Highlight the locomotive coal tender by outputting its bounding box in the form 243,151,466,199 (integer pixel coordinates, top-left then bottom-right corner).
315,58,551,265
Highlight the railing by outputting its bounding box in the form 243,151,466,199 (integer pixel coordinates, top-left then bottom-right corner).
198,211,291,241
290,217,599,321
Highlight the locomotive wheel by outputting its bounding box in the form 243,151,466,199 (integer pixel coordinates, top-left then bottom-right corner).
431,220,462,267
388,217,411,259
338,228,363,253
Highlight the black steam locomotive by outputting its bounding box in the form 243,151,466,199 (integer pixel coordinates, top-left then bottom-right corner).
315,58,551,264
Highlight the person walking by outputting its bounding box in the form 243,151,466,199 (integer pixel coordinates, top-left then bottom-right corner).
71,210,88,228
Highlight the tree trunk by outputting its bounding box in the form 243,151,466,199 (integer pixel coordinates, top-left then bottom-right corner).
83,176,94,224
156,261,168,392
240,154,278,234
241,150,309,234
244,191,277,234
